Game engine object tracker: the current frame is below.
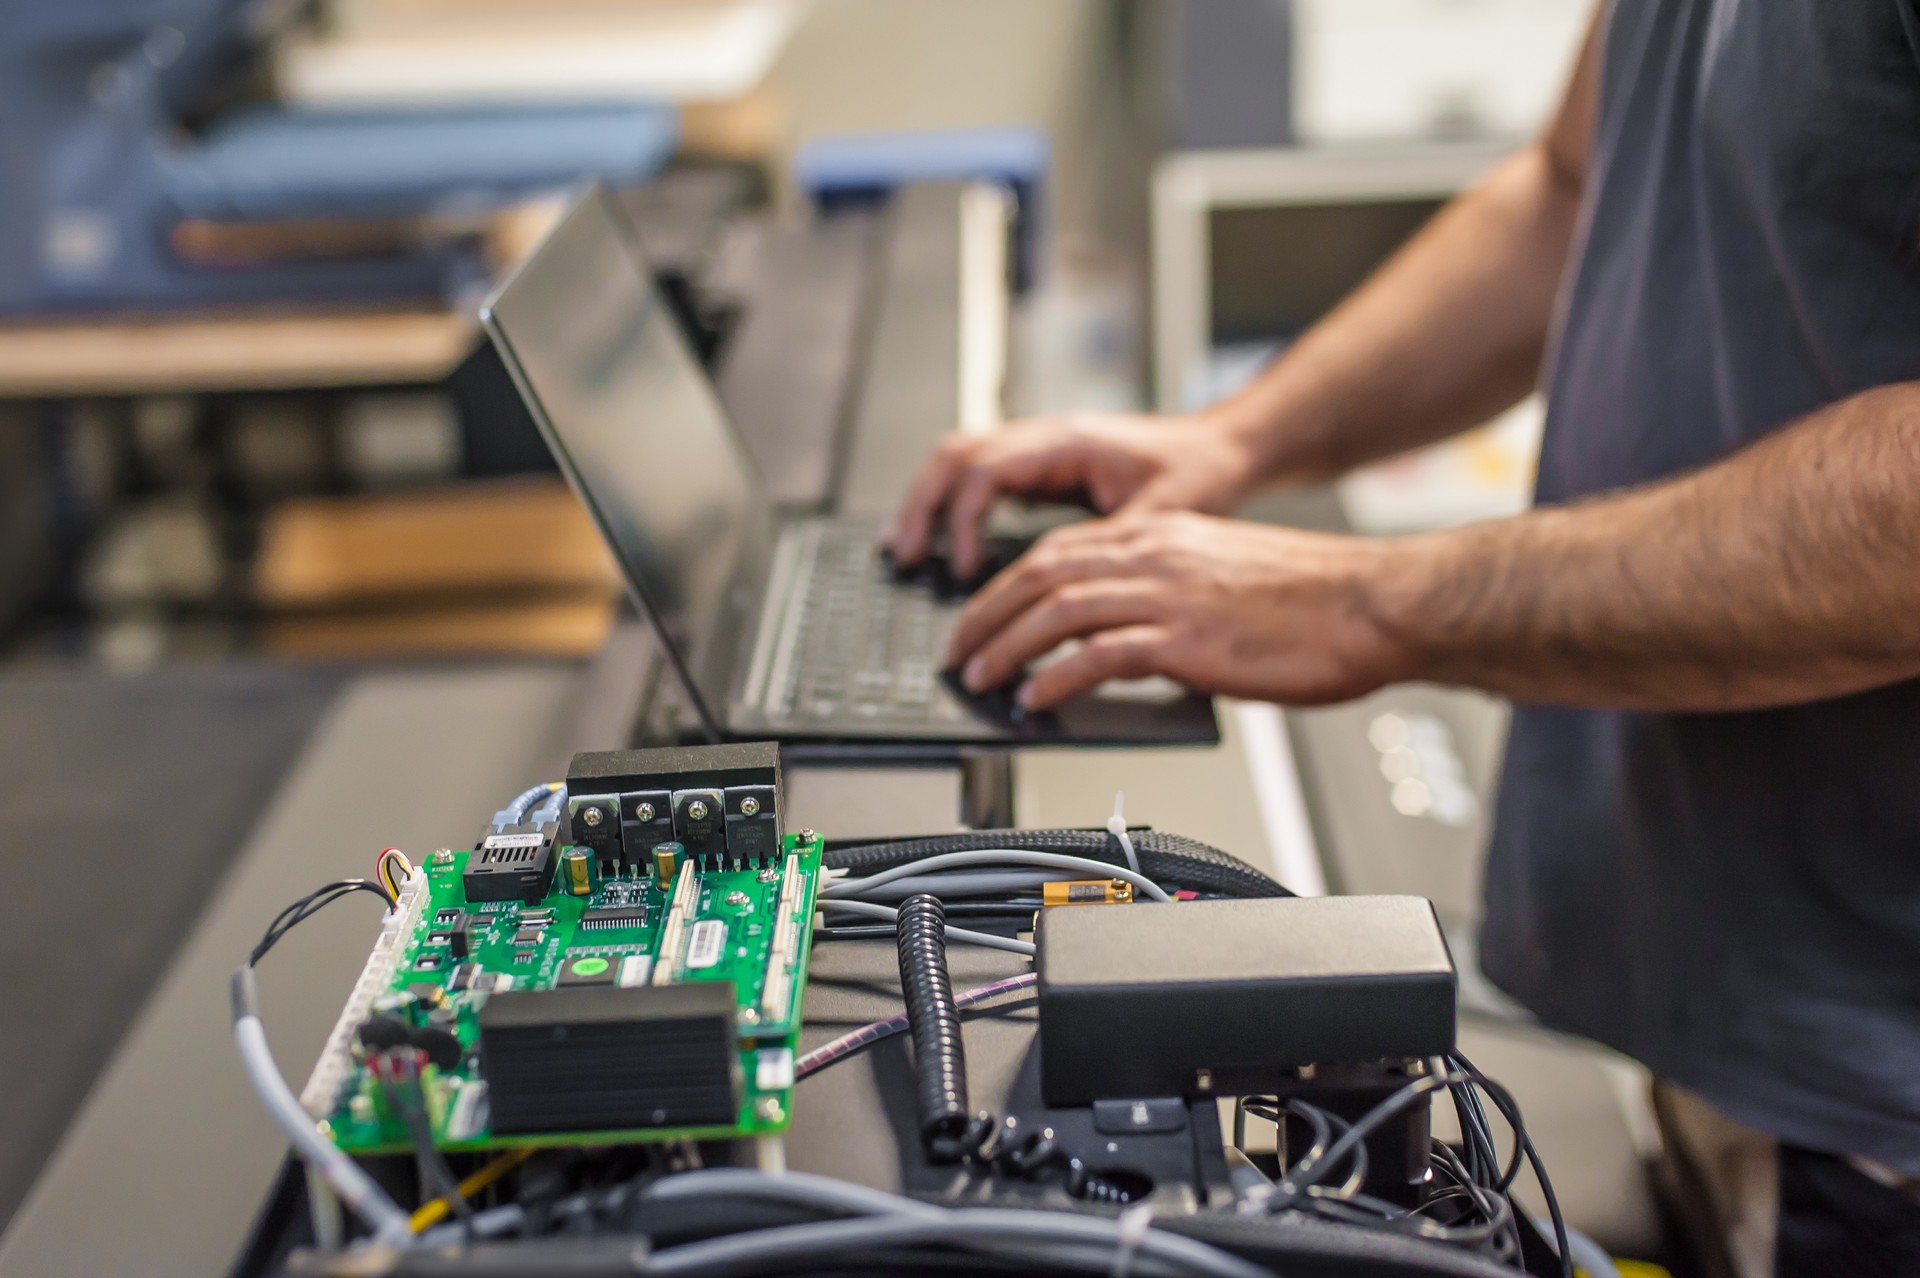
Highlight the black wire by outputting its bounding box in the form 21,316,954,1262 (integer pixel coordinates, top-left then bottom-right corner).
895,895,988,1163
249,878,395,965
384,1050,476,1230
1450,1052,1572,1278
814,924,912,942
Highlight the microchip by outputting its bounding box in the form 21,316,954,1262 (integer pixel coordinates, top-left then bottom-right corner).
512,927,545,946
514,948,536,963
520,909,555,924
556,955,618,987
413,954,443,972
580,906,649,931
435,909,463,927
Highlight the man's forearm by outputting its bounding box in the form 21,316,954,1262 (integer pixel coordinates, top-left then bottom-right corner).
1378,384,1920,710
1205,12,1600,491
1206,143,1586,489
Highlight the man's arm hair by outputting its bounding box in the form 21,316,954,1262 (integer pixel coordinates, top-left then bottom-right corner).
1210,6,1605,488
1378,383,1920,710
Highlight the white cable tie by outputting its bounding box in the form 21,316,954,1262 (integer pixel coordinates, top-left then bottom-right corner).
1109,1202,1155,1278
1107,792,1141,876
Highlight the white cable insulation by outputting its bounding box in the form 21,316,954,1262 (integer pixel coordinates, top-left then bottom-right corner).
234,1014,413,1245
1109,791,1142,877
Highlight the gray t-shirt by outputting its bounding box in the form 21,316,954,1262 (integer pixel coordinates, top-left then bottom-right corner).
1482,0,1920,1170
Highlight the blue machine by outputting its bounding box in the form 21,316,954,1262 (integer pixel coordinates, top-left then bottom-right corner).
0,0,679,314
793,126,1049,292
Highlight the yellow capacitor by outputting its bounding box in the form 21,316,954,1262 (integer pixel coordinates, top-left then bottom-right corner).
562,848,592,896
1042,879,1134,907
653,843,681,890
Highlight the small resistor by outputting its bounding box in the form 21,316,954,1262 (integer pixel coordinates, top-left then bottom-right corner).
561,848,592,896
1042,879,1135,907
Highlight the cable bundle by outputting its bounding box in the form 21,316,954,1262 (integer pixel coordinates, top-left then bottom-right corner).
826,829,1288,899
1231,1058,1572,1278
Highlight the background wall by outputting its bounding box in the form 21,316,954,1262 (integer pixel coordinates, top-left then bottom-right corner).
764,0,1157,246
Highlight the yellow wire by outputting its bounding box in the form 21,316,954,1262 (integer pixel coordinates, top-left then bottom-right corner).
375,849,414,902
409,1147,535,1233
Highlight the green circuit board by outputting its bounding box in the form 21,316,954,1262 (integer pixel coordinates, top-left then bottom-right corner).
312,833,822,1154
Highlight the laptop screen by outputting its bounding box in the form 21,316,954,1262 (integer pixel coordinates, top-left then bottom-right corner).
481,186,774,726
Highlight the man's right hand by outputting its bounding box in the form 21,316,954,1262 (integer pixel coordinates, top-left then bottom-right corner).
883,411,1264,579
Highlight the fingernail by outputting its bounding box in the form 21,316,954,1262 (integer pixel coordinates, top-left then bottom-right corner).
963,656,988,691
1015,680,1036,709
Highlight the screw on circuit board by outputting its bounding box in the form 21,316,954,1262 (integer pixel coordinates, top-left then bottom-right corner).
687,799,710,821
636,802,656,822
755,1097,783,1122
581,806,604,828
799,829,817,844
738,1007,760,1027
739,796,760,817
430,849,454,866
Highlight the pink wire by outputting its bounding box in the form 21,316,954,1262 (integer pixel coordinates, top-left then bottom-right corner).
794,972,1038,1079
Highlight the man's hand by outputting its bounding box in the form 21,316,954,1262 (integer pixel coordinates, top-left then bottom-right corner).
944,511,1413,711
884,412,1264,579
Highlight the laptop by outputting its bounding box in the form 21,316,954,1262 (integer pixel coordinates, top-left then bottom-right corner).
480,185,1218,747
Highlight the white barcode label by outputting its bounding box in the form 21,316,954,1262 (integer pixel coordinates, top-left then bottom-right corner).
482,832,543,850
686,919,726,970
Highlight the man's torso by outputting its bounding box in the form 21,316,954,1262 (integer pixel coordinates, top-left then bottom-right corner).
1484,0,1920,1171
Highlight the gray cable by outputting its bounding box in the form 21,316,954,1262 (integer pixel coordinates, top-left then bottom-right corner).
416,1204,527,1248
1558,1225,1621,1278
819,899,1036,956
232,1011,414,1245
824,849,1172,904
645,1171,1193,1278
840,869,1063,902
641,1167,941,1219
644,1206,1270,1278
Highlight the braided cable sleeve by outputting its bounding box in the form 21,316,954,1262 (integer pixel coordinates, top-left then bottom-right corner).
894,894,977,1162
827,829,1289,899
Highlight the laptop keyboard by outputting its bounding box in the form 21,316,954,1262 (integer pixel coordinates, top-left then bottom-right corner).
777,524,959,723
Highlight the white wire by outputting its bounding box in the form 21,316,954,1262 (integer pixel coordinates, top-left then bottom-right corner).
817,899,1036,955
823,849,1171,904
1109,791,1142,877
233,1013,413,1245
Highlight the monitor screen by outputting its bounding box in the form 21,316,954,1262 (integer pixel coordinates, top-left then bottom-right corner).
482,187,772,721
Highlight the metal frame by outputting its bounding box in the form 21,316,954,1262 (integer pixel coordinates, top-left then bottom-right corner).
1149,142,1512,412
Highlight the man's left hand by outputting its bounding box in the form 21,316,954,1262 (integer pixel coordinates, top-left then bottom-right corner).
946,511,1415,711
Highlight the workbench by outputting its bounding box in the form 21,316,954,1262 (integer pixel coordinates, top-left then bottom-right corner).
0,179,1660,1277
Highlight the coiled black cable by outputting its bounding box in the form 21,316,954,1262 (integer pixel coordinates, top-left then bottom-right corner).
894,894,990,1163
828,829,1289,899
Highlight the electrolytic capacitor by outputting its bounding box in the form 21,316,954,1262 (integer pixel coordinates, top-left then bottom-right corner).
561,848,592,896
653,842,682,890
